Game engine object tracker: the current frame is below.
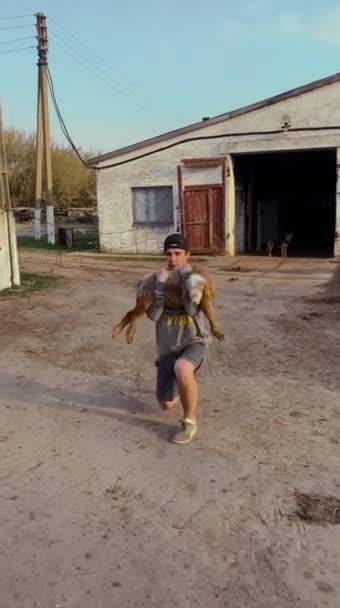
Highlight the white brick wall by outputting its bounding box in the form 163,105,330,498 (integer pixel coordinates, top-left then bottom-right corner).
97,79,340,255
97,168,179,254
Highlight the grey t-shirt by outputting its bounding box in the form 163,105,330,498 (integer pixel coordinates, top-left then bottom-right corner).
147,279,211,358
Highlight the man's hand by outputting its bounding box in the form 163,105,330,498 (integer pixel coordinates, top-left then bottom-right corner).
158,265,171,283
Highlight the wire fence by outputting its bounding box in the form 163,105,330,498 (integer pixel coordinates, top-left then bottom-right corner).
16,235,163,278
15,217,231,279
16,217,178,253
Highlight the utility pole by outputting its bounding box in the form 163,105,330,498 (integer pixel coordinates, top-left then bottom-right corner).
0,105,11,211
35,12,55,244
0,103,20,290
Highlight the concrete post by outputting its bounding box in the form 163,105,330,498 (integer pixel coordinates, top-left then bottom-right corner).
8,209,20,286
34,208,41,241
46,205,55,245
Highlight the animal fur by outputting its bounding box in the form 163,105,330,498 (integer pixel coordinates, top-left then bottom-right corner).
266,233,293,258
112,267,224,344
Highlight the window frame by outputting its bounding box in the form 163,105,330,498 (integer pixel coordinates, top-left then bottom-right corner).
132,186,174,227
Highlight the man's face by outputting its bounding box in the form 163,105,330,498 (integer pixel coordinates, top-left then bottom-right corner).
165,248,189,270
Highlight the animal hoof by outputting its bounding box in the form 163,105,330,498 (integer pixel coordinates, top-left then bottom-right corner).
126,336,134,344
212,330,224,341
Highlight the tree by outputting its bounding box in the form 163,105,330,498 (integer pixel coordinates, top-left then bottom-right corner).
5,128,35,207
5,127,96,208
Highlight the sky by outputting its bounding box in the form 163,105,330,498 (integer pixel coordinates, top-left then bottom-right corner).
2,0,340,155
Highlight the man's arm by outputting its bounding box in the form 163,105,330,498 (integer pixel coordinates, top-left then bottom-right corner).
146,267,170,322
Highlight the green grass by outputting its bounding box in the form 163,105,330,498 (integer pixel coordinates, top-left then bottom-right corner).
18,237,68,251
0,272,58,297
18,226,99,252
72,227,99,249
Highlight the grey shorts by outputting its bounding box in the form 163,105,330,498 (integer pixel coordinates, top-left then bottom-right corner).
156,342,207,403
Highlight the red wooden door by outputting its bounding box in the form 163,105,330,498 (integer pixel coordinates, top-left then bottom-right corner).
183,186,224,253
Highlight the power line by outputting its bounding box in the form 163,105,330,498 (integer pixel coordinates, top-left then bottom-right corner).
46,65,92,170
45,65,340,175
47,57,151,171
49,29,149,112
49,32,137,107
41,17,340,176
0,14,32,20
0,36,35,45
93,125,340,170
0,45,35,55
49,15,145,101
0,24,34,30
46,64,340,174
49,28,139,99
48,49,146,117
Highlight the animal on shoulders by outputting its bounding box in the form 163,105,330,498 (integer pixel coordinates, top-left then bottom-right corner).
112,266,224,344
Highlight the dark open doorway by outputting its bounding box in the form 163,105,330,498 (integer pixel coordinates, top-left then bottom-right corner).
234,149,336,256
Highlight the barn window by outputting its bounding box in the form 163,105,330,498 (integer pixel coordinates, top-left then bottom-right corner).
132,187,173,225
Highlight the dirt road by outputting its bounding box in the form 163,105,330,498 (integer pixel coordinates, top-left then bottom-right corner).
1,253,339,607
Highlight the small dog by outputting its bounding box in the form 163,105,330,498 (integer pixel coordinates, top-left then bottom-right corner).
266,233,293,258
112,268,224,344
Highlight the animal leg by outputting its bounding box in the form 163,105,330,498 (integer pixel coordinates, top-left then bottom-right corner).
112,310,134,339
112,297,149,342
125,320,137,344
200,293,224,341
267,241,274,256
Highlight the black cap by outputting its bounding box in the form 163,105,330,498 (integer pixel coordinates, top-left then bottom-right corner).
163,233,189,254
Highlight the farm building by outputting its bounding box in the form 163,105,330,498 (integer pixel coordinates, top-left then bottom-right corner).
91,73,340,257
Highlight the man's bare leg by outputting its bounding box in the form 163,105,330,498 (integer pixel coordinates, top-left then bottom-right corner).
168,359,198,444
160,398,178,411
174,359,198,421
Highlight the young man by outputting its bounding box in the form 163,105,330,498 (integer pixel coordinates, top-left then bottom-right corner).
147,233,210,444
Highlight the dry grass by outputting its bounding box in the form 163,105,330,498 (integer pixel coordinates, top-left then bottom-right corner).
220,265,253,273
0,273,58,297
304,293,340,304
294,490,340,524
